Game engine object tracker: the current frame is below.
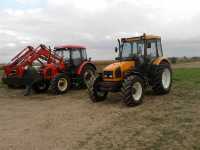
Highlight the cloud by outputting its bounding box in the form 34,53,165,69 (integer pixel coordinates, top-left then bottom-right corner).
0,0,200,63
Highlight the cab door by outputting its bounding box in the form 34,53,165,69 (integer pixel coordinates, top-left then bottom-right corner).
146,40,157,62
71,49,82,67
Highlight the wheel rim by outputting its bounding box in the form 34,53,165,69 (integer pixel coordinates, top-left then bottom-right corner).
58,78,68,92
162,68,171,89
132,82,143,101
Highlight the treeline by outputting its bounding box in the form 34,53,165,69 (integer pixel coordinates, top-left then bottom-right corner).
169,57,200,64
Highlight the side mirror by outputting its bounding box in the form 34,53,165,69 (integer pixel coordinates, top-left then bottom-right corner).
115,47,118,53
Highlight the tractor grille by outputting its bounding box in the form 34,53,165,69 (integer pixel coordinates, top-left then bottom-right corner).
103,71,113,78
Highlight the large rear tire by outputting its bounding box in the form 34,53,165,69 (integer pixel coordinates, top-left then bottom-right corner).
121,75,144,107
88,76,108,102
50,73,71,95
151,64,172,95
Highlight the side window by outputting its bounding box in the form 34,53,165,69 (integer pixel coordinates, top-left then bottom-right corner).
147,41,157,58
122,43,132,58
132,43,137,55
157,40,163,57
72,49,81,59
63,50,70,60
82,49,87,60
71,49,82,66
137,42,144,56
55,50,63,57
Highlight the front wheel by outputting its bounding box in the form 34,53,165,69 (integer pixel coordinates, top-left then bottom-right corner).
81,65,96,88
50,74,71,95
88,76,108,102
32,80,50,93
121,75,144,107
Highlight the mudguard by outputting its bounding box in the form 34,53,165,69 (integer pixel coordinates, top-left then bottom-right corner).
76,61,96,75
153,57,170,65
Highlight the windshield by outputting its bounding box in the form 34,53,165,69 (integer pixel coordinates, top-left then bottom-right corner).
55,49,70,61
120,42,144,59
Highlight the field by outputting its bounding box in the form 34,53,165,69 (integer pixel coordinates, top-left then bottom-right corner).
0,62,200,150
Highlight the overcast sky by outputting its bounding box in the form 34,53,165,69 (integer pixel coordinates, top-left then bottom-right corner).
0,0,200,63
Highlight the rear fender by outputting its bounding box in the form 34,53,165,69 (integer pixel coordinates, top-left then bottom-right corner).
152,57,170,65
76,61,96,75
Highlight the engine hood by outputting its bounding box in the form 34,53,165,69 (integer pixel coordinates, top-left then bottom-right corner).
103,61,135,73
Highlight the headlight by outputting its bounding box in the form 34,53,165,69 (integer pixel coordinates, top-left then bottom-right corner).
115,67,121,78
104,71,113,78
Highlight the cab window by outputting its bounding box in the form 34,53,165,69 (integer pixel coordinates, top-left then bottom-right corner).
71,49,82,66
137,42,144,56
63,50,70,61
55,50,63,57
72,49,81,59
147,40,157,58
122,43,132,58
81,49,87,60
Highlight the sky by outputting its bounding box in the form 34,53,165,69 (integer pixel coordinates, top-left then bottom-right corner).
0,0,200,63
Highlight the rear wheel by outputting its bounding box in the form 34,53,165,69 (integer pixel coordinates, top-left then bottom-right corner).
33,80,50,93
151,64,172,94
121,75,144,107
88,76,108,102
50,73,70,95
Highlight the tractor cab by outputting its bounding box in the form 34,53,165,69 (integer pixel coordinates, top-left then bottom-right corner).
115,34,163,65
54,45,88,67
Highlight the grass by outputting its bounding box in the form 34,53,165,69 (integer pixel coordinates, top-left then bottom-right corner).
173,68,200,88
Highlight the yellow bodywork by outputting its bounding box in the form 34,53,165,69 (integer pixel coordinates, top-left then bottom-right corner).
103,61,135,81
152,57,170,65
103,57,169,82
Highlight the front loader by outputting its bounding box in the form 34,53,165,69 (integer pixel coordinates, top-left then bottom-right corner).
88,33,172,106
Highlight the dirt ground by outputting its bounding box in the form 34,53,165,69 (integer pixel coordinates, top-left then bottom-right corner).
0,62,200,150
173,61,200,69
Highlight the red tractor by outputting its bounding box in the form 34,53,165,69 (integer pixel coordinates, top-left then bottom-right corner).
2,44,96,94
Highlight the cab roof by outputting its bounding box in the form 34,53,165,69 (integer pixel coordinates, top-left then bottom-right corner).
54,45,86,49
121,34,161,42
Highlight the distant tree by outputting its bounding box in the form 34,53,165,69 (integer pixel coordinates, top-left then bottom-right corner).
191,57,200,61
170,57,177,64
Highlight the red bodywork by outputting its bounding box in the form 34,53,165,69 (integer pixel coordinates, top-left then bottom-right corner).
3,44,65,79
3,44,95,82
76,61,91,75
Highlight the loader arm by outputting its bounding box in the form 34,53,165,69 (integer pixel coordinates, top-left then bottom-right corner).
4,44,64,77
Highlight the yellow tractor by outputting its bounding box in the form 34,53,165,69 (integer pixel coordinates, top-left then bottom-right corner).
88,34,172,106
